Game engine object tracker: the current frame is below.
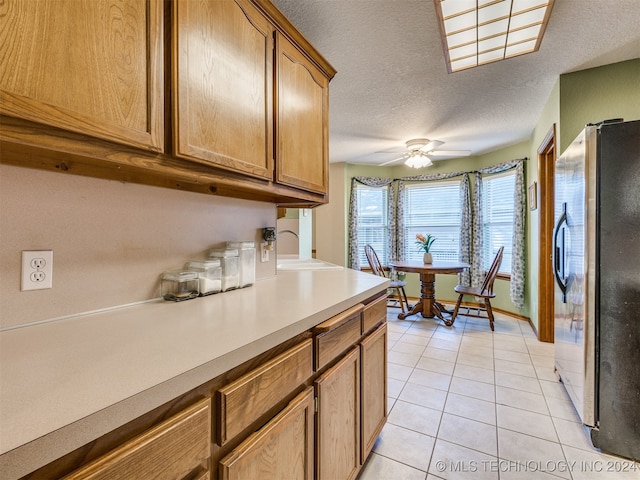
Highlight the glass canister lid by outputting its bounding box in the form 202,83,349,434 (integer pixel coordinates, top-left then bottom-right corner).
226,241,255,249
209,248,239,258
185,259,221,270
161,270,199,282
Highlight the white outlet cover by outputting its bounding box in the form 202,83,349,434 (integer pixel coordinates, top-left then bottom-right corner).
21,250,53,291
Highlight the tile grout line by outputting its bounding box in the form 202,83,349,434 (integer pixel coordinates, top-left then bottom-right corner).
424,320,465,477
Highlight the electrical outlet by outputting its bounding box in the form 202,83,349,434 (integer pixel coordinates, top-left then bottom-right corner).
260,243,269,263
21,250,53,291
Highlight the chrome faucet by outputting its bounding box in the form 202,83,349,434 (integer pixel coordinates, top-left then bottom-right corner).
277,229,299,239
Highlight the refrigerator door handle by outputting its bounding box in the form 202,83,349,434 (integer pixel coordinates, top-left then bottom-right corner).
553,203,568,302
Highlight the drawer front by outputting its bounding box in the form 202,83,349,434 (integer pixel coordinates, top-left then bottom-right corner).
314,309,362,370
362,294,387,333
217,338,313,445
219,387,315,480
63,398,211,480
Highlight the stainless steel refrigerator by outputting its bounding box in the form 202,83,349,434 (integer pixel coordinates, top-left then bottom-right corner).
553,119,640,461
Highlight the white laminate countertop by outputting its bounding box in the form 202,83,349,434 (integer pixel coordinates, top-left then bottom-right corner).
0,268,388,479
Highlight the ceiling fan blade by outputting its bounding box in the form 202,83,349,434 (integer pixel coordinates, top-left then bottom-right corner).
374,147,407,154
379,155,408,166
428,149,471,157
419,140,445,152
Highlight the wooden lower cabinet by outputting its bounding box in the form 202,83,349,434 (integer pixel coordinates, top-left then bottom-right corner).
62,398,211,480
315,347,361,480
219,387,315,480
360,323,387,462
19,299,387,480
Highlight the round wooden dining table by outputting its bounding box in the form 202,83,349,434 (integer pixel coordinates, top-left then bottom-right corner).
388,260,470,321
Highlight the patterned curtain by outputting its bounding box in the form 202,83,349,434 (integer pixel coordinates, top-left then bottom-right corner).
348,176,396,270
471,171,484,287
459,173,472,286
348,160,524,307
472,159,526,308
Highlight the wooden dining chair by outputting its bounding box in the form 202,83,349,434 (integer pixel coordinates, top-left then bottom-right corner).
364,245,410,313
446,246,504,330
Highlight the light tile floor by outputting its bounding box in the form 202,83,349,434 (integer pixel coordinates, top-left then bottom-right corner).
357,308,640,480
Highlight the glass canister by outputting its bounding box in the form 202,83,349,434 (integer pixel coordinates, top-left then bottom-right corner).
208,248,240,291
226,241,256,287
161,270,199,301
185,259,222,296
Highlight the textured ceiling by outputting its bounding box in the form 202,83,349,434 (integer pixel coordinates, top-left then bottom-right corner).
271,0,640,165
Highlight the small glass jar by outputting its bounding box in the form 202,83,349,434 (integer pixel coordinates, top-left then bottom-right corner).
161,270,199,301
185,259,222,296
209,248,240,291
226,241,256,287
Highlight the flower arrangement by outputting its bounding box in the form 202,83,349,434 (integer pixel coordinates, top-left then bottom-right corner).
415,233,436,253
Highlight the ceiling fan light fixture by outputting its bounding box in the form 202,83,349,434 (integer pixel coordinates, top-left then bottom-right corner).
434,0,555,73
405,152,433,169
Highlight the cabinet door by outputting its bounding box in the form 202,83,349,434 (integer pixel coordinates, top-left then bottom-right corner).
219,387,315,480
315,347,360,480
275,32,329,195
360,323,387,463
173,0,274,180
0,0,164,151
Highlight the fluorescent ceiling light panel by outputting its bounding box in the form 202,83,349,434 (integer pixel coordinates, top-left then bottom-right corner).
434,0,555,73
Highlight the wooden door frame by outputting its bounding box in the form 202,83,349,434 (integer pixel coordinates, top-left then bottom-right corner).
537,124,556,342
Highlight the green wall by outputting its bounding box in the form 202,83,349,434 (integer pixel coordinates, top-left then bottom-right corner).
560,59,640,151
525,78,560,333
329,59,640,326
344,141,530,315
525,58,639,333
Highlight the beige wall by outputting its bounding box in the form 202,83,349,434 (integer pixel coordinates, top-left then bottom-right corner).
314,162,347,265
0,165,276,330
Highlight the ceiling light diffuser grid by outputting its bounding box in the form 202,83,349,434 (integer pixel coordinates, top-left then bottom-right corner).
434,0,555,73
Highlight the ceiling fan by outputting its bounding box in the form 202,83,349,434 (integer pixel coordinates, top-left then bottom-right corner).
378,138,471,168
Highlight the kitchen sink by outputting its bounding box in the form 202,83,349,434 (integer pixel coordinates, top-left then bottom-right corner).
276,256,343,271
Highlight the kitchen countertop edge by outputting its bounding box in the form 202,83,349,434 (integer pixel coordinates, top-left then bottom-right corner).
0,268,388,479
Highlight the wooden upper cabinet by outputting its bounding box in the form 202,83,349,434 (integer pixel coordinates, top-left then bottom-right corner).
0,0,335,204
173,0,274,180
275,32,329,194
0,0,164,151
